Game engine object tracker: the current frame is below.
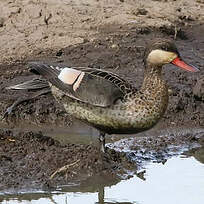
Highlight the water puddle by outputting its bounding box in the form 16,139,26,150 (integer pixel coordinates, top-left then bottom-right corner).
1,146,204,204
1,120,203,146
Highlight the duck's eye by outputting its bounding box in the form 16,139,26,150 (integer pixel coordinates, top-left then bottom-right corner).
161,46,167,51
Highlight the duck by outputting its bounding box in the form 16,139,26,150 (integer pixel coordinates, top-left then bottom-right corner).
6,38,199,152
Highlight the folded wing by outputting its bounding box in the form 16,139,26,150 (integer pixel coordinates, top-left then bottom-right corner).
28,62,135,107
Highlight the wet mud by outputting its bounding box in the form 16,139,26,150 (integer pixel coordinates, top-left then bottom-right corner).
0,128,133,192
0,20,204,192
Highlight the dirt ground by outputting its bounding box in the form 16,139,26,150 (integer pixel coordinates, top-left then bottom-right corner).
0,0,204,192
0,0,204,64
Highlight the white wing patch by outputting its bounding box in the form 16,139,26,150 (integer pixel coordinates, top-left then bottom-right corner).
58,68,85,91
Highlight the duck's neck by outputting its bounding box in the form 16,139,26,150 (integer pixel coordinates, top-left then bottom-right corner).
141,64,165,92
139,64,169,117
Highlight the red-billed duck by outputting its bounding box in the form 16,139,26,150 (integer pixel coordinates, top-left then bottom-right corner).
6,39,199,152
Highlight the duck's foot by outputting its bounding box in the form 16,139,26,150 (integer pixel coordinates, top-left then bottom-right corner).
99,132,106,153
50,159,80,180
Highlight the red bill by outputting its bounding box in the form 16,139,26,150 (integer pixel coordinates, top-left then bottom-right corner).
172,57,199,72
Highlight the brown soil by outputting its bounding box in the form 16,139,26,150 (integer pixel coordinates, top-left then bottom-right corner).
0,128,132,192
0,0,204,64
0,0,204,192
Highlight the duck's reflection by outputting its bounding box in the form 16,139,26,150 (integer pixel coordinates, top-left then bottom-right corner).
0,174,133,204
96,186,133,204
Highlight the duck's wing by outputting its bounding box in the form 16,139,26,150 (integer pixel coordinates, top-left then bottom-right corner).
28,62,135,107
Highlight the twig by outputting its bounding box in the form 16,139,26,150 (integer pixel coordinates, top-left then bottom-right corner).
50,159,80,179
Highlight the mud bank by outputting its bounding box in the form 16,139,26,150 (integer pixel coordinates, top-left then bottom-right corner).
0,127,204,193
0,128,133,192
0,23,204,191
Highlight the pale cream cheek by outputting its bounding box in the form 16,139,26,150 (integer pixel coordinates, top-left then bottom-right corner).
147,49,177,65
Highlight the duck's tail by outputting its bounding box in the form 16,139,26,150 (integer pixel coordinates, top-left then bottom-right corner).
6,78,50,91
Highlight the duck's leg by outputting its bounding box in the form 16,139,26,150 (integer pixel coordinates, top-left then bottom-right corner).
99,131,106,153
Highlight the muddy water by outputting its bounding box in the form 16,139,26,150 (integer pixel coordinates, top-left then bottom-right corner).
1,146,204,204
2,120,203,147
